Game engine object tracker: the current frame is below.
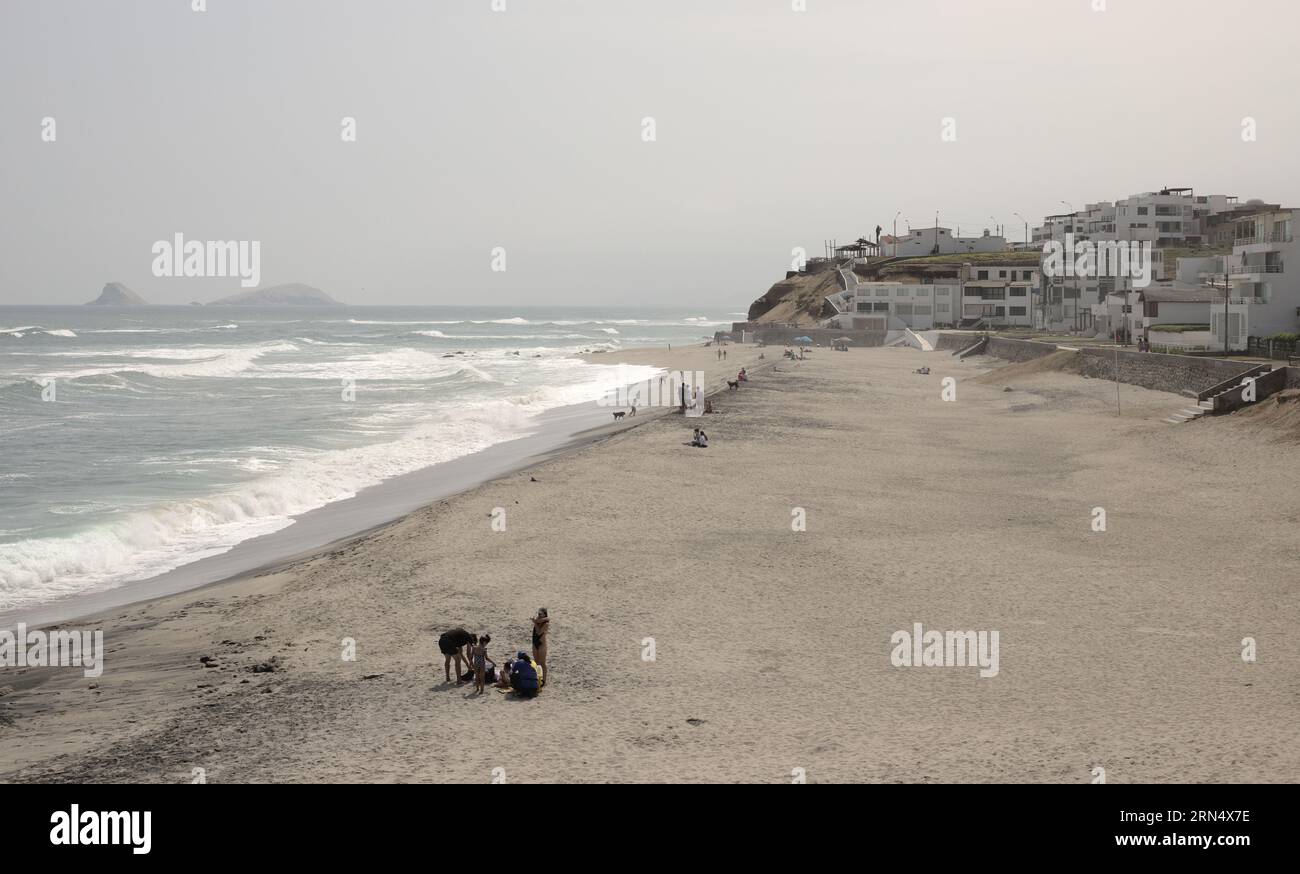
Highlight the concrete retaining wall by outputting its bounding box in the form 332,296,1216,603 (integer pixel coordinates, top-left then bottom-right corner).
985,337,1061,362
1075,348,1259,396
936,332,983,352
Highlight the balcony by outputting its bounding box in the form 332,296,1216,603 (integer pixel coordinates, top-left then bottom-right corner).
1232,262,1284,277
1233,232,1293,246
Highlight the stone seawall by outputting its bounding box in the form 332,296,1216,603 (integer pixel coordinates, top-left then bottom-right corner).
1074,348,1259,395
936,332,982,352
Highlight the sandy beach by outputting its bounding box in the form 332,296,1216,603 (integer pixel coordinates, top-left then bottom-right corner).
2,342,1297,784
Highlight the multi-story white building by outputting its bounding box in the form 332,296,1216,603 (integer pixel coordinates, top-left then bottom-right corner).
823,263,1039,330
824,282,957,331
1032,188,1246,333
1187,207,1296,340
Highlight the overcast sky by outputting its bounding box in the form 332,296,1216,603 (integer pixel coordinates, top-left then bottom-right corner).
2,0,1297,307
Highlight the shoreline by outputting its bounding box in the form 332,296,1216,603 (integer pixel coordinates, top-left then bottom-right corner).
2,343,769,631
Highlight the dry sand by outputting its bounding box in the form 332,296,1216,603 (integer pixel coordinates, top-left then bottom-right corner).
2,343,1297,783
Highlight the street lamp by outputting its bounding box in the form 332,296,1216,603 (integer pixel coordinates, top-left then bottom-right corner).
1013,212,1029,249
893,210,902,257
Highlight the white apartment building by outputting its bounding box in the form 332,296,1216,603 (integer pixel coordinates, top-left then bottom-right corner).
824,282,957,331
889,226,1007,257
823,263,1039,331
1188,207,1296,340
1030,188,1245,333
1033,189,1241,249
961,264,1038,327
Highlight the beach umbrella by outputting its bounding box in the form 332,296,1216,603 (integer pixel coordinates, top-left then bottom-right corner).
792,336,812,344
834,337,853,343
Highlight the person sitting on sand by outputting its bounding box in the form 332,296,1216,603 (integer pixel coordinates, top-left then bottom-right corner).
495,657,514,689
532,608,550,688
696,429,709,448
438,627,475,684
510,650,541,697
471,634,496,695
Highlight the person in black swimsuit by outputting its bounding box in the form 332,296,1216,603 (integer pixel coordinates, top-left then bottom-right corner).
531,608,550,688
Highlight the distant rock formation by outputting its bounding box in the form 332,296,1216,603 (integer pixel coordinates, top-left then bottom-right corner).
86,282,148,306
206,283,343,306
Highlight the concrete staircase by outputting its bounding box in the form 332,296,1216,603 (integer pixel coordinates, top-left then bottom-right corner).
1162,398,1214,425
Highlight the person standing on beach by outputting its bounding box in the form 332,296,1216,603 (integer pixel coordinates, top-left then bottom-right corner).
471,635,496,695
532,608,550,688
438,627,475,684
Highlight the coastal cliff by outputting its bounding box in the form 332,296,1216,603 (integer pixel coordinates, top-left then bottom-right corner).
747,269,840,326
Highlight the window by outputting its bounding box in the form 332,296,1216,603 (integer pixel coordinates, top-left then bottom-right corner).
1146,302,1159,317
1137,206,1149,215
977,270,988,280
1010,307,1026,316
935,288,950,296
998,270,1006,278
1022,271,1034,280
856,301,872,312
914,305,932,315
936,301,950,312
1010,287,1027,297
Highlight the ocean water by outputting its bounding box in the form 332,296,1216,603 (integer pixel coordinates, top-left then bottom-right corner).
0,305,741,610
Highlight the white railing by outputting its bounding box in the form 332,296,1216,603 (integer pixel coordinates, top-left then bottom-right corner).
1233,232,1293,246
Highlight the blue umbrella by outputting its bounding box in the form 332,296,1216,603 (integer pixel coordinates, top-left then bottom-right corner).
792,336,812,344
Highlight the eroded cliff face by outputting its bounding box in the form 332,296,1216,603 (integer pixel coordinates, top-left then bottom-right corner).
747,269,840,325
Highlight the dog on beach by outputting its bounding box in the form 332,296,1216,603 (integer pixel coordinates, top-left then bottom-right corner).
727,380,739,390
612,411,626,420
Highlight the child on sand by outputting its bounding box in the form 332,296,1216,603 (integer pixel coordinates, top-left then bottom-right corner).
471,634,496,695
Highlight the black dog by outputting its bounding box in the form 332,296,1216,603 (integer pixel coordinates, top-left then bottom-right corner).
612,411,626,420
727,380,739,390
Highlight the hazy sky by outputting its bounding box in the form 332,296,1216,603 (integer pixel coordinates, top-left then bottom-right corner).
2,0,1297,307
